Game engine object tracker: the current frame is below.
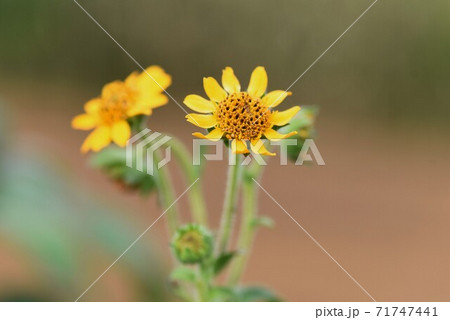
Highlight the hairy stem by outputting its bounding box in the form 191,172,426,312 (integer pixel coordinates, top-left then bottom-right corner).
216,153,243,254
135,121,180,235
153,149,179,235
227,163,262,285
165,138,208,226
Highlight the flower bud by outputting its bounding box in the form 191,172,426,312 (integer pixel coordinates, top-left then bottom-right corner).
171,224,213,264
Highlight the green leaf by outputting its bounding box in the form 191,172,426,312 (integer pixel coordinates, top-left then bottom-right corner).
207,286,282,302
232,286,282,302
208,286,235,302
170,266,197,283
213,251,236,275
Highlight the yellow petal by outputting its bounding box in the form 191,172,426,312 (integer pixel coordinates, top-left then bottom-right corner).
127,105,153,117
192,127,224,142
71,114,98,130
247,66,268,98
137,65,172,92
250,139,275,156
261,90,292,108
183,94,216,113
111,120,131,147
149,93,169,108
101,81,123,99
84,98,102,114
186,113,217,128
263,128,297,141
203,77,227,102
124,71,139,88
231,139,249,154
221,67,241,94
131,66,171,110
270,106,301,126
81,126,111,153
133,92,169,111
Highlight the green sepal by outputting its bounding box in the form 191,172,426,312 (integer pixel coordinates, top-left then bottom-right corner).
128,115,146,132
90,146,157,195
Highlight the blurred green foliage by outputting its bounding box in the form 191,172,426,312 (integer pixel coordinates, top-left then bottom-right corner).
0,112,171,301
0,0,449,125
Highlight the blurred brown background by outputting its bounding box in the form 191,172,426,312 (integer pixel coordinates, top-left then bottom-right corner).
0,0,449,301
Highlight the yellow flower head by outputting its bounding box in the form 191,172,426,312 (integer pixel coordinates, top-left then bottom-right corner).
184,66,300,156
72,66,171,153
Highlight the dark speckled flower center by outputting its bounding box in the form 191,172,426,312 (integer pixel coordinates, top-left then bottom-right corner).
215,92,270,140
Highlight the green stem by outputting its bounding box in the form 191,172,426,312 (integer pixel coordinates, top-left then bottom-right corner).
153,149,179,235
227,163,263,285
165,138,208,226
196,262,213,301
134,121,180,235
216,153,243,255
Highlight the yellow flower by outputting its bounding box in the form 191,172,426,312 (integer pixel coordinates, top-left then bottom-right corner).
184,66,300,156
72,66,171,153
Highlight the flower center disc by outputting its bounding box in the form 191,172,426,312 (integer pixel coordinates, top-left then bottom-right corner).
216,92,270,140
178,231,204,252
99,83,135,125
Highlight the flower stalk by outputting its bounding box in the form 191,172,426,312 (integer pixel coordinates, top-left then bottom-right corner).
216,153,243,254
165,138,208,226
227,162,262,285
152,148,179,235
